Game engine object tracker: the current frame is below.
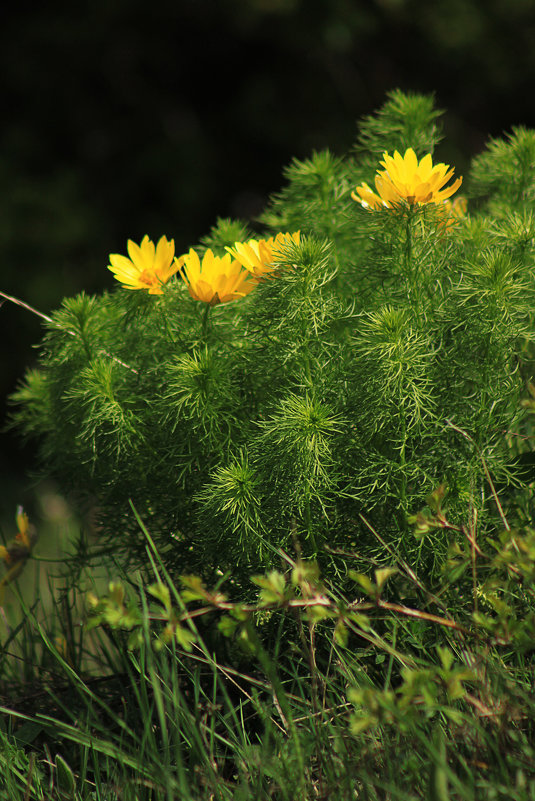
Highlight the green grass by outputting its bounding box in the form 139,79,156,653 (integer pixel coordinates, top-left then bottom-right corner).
1,487,535,801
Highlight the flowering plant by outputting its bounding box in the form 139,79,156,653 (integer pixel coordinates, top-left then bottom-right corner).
352,147,462,209
107,235,177,294
9,90,535,585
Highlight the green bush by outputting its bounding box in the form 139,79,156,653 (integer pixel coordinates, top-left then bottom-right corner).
4,88,535,801
10,90,535,586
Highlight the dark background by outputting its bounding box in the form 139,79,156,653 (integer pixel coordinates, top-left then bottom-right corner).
2,0,535,517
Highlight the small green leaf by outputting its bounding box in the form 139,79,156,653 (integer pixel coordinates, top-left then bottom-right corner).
121,604,143,629
426,483,448,514
180,574,209,602
218,615,240,637
410,510,433,536
472,612,496,631
437,646,454,671
348,611,370,631
291,560,320,588
55,754,76,796
173,624,196,652
229,604,249,621
252,571,287,605
349,571,376,597
148,582,171,612
105,607,125,627
14,721,43,746
334,619,348,647
305,604,332,624
374,567,397,592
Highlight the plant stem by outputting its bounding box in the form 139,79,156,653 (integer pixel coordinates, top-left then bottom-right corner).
162,313,176,345
399,402,408,529
201,302,212,343
405,205,420,323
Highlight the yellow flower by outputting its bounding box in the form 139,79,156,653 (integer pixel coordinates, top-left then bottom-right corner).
108,235,177,294
177,248,257,306
227,231,300,278
352,148,463,210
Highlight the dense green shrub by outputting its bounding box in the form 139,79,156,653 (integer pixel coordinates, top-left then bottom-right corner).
10,91,535,585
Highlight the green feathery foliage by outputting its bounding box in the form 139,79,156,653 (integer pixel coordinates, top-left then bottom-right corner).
9,91,535,586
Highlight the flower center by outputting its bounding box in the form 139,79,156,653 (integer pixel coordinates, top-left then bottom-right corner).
139,269,159,288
